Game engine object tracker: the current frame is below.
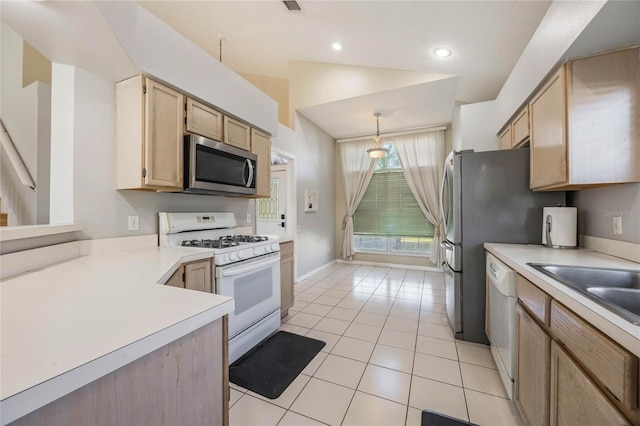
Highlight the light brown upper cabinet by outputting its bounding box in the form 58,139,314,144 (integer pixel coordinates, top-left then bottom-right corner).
224,116,251,151
116,75,184,191
529,47,640,190
186,97,223,141
250,128,272,198
511,106,530,148
499,127,512,150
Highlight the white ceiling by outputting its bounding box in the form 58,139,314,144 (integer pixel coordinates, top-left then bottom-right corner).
139,0,553,138
4,1,635,140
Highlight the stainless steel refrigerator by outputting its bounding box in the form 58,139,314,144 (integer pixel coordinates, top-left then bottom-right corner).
440,148,565,344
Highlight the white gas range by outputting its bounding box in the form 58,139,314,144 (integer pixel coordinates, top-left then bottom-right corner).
159,212,281,363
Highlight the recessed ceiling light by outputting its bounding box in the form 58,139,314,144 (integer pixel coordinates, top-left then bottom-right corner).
433,47,452,58
332,42,342,51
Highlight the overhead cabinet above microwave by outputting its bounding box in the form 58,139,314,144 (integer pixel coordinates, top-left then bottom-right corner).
116,75,184,191
115,75,272,197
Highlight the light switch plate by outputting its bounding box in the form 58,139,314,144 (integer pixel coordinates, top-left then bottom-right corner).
613,216,622,235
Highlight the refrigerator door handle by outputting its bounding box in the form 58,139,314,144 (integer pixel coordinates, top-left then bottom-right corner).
439,165,448,232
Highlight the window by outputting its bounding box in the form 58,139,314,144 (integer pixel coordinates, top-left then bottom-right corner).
353,143,435,256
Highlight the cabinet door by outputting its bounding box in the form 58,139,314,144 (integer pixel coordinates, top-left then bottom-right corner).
186,98,222,141
499,127,512,150
280,241,294,317
144,79,184,190
515,304,550,426
223,116,251,151
512,106,530,148
251,129,271,198
184,260,212,293
529,67,567,189
550,342,630,426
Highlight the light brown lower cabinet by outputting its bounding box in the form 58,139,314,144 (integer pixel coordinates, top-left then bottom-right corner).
166,259,212,293
515,303,550,426
550,341,630,425
280,241,294,318
9,318,229,426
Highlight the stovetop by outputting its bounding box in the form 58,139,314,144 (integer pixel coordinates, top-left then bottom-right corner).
158,212,280,266
181,235,269,249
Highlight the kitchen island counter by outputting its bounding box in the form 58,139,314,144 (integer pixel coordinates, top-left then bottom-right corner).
0,243,233,425
484,243,640,357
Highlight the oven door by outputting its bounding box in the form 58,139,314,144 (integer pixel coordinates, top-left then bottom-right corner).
215,252,281,339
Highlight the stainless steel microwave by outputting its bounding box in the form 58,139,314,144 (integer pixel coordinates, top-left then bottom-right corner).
183,134,257,196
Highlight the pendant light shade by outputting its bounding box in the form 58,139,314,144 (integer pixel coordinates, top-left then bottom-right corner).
367,112,389,158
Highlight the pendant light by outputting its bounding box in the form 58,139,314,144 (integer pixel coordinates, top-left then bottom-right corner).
367,112,389,159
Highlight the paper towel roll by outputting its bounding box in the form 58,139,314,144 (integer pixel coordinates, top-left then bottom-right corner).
542,207,577,248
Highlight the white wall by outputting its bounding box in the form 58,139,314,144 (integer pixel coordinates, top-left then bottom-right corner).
272,115,336,277
48,64,255,239
0,23,51,225
451,100,498,153
95,1,278,136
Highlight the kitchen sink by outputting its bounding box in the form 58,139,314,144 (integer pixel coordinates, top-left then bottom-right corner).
527,263,640,325
587,287,640,317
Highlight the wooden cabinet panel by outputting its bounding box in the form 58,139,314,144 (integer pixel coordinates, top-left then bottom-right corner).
166,265,185,288
550,300,637,410
223,116,251,151
516,274,550,326
186,97,223,141
280,241,294,318
116,75,184,191
515,303,551,426
528,47,639,190
251,129,271,198
566,47,640,186
550,341,630,426
512,106,530,148
10,320,227,426
529,67,567,189
185,260,212,293
499,127,512,150
165,260,212,293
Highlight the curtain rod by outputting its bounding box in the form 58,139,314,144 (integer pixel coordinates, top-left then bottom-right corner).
336,124,448,144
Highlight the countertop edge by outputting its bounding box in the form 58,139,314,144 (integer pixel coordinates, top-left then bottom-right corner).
0,299,234,425
484,243,640,358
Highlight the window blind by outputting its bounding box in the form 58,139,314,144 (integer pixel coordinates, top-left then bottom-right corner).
354,170,435,237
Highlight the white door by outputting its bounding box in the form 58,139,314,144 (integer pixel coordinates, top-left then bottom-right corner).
256,167,287,236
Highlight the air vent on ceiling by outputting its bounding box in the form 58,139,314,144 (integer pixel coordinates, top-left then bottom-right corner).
282,0,303,12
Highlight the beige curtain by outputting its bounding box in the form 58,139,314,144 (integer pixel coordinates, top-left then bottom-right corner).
393,131,446,266
339,139,377,260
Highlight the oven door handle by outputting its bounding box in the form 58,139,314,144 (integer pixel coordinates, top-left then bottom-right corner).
220,255,280,277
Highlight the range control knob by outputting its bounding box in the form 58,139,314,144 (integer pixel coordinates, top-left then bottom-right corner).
238,251,246,260
264,245,272,253
253,248,259,256
272,243,279,251
229,253,238,262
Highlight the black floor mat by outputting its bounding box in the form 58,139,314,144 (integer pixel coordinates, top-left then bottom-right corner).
229,331,325,399
421,410,476,426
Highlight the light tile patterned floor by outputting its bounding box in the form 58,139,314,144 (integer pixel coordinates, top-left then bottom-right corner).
229,264,523,426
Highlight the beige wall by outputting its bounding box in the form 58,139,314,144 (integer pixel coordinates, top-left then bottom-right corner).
241,73,289,128
22,40,51,87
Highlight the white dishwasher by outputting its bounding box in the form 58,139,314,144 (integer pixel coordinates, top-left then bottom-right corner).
486,253,517,400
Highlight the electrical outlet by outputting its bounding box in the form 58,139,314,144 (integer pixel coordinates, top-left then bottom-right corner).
613,216,622,235
246,213,252,224
128,215,139,231
327,246,331,253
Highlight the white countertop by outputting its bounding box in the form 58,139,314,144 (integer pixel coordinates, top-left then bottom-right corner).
0,245,234,424
484,243,640,357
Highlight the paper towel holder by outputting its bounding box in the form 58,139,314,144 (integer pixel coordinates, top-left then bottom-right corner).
542,206,577,249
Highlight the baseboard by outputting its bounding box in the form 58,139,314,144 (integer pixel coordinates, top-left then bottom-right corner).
336,259,442,272
579,235,640,263
296,260,337,282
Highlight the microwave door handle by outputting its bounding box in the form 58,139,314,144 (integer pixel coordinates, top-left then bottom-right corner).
245,159,254,188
